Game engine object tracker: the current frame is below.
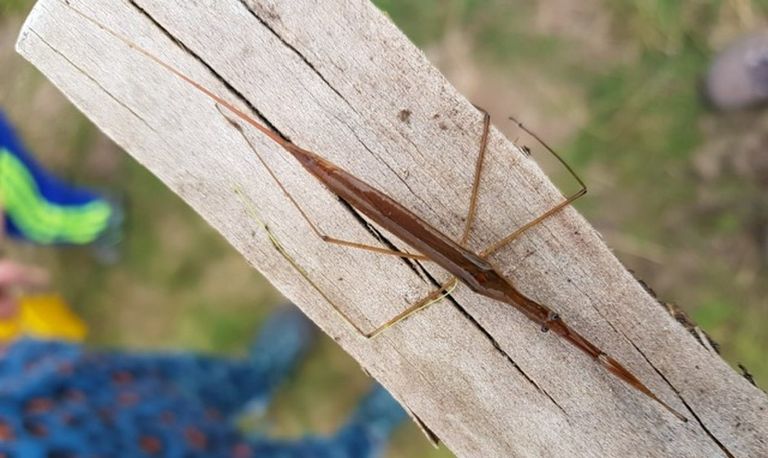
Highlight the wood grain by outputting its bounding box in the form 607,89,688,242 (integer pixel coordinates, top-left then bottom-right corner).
17,0,768,456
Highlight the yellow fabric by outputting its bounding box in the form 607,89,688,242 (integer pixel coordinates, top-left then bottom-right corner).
0,294,88,342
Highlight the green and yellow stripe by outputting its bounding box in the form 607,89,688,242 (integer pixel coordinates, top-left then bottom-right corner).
0,148,111,244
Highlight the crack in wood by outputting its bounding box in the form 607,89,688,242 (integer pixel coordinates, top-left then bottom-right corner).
235,0,363,120
126,0,420,278
738,364,759,389
29,28,157,135
632,272,731,359
128,0,287,141
626,339,735,458
446,291,569,416
335,197,428,280
323,107,437,215
408,407,442,447
236,0,441,223
635,274,718,352
126,0,441,274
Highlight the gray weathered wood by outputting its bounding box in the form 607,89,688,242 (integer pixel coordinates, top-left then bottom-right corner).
17,1,768,456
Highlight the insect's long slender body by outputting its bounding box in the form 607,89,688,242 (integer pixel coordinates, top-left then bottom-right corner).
71,6,686,421
284,142,686,421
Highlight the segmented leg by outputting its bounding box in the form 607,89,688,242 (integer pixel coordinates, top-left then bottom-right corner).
368,110,587,337
224,104,583,338
459,107,491,245
479,116,587,258
365,278,459,338
219,106,428,261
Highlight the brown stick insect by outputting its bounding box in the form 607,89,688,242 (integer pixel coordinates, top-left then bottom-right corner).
71,5,687,422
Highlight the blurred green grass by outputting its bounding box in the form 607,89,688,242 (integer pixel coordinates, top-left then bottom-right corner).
1,1,767,457
0,0,28,15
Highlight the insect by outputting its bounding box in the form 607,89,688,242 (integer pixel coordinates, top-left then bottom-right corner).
70,5,687,422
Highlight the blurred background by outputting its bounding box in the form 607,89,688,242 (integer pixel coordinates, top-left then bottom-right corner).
1,1,767,456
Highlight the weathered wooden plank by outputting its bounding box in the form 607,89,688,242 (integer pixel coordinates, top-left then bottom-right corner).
17,0,768,456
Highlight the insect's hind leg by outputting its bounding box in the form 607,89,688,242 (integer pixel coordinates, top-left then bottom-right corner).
218,106,428,261
479,116,587,258
364,278,459,338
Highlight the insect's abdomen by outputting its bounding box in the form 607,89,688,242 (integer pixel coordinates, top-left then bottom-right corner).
284,144,495,283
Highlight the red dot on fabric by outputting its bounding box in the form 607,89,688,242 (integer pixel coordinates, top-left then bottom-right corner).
25,397,54,414
160,411,176,425
231,443,253,458
185,426,208,450
25,421,47,437
112,370,134,384
139,435,163,455
0,419,15,441
118,391,140,406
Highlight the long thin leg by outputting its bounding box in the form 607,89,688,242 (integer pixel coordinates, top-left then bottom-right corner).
365,278,459,338
459,107,491,245
480,188,585,257
218,107,428,261
228,103,582,338
369,111,587,336
457,109,586,256
479,116,587,258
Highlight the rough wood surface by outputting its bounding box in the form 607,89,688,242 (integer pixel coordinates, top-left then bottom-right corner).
17,1,768,456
